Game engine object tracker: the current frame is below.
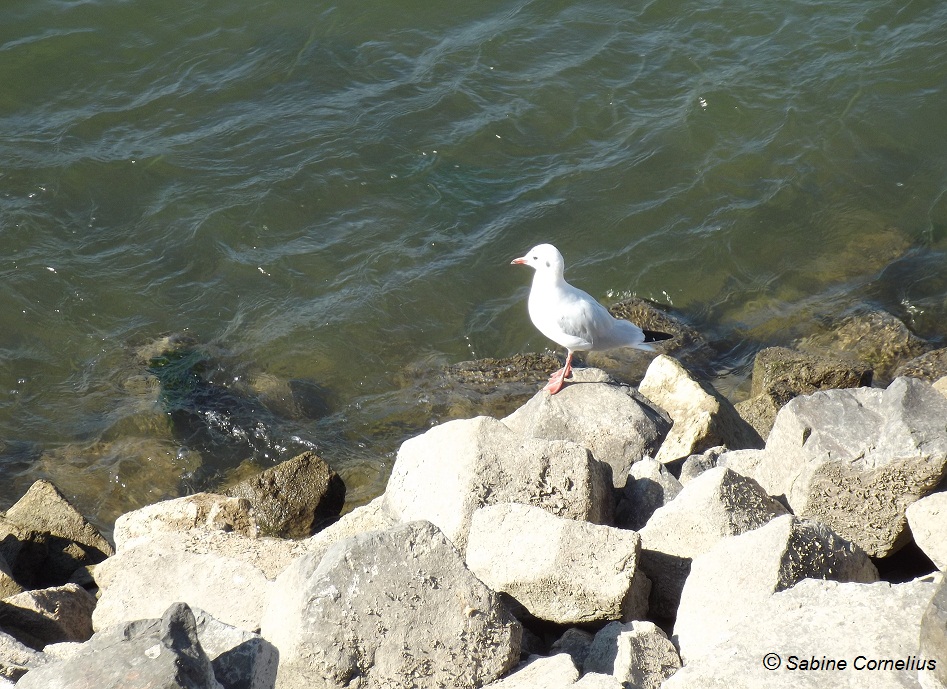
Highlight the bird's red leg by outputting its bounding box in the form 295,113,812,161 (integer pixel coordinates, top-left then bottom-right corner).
543,350,573,394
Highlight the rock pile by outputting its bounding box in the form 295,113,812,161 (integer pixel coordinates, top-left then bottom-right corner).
1,353,946,689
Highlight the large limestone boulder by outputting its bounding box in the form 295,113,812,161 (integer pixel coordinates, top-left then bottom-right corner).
94,497,298,632
191,607,279,689
260,521,521,689
384,416,612,550
224,451,345,538
638,356,762,464
485,654,579,689
582,620,681,689
0,630,47,682
638,467,788,618
751,377,947,557
17,602,222,689
907,492,947,571
674,515,878,661
663,576,940,689
502,368,671,487
465,504,650,624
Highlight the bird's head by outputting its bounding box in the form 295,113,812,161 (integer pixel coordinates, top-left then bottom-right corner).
510,243,565,274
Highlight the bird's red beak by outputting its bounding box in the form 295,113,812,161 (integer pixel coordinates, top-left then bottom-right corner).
511,256,527,265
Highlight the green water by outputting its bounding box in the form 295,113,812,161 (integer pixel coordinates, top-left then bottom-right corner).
2,0,946,531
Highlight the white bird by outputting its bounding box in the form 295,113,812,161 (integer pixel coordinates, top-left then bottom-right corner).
511,243,671,394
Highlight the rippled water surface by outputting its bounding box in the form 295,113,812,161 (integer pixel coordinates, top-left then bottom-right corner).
2,0,946,531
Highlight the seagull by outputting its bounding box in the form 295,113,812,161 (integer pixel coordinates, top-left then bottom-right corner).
511,243,672,394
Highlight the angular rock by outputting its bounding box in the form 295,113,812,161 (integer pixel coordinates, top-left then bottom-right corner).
1,481,112,588
192,607,278,689
583,620,681,689
485,653,579,689
679,446,726,484
893,347,947,383
260,521,521,689
663,577,940,689
113,493,258,551
615,458,682,531
638,467,788,618
502,368,671,487
0,629,47,682
638,356,762,465
674,515,879,661
17,602,222,689
907,492,947,571
752,377,947,557
0,584,96,650
296,495,396,563
549,628,595,669
935,376,947,399
384,416,612,551
92,529,295,632
224,451,345,539
735,346,872,439
465,504,650,624
920,576,947,688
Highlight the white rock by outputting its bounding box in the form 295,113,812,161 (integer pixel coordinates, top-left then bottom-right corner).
751,377,947,557
663,577,940,689
638,467,788,618
485,653,579,689
907,492,947,571
503,368,671,487
638,355,762,464
615,457,682,531
675,515,878,661
466,503,650,624
384,416,611,551
583,620,681,689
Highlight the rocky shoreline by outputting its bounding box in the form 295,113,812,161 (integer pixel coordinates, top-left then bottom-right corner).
1,328,947,687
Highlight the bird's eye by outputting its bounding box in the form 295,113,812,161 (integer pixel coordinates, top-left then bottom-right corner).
545,261,550,268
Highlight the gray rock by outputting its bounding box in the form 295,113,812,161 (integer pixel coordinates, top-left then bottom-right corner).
17,602,222,689
752,377,947,557
638,467,788,618
638,356,762,465
384,415,612,551
192,608,278,689
465,504,650,624
583,620,681,689
573,674,624,689
0,584,96,650
615,458,682,531
0,481,112,589
295,495,396,564
674,515,879,662
907,492,947,571
549,628,595,669
113,493,258,551
735,346,873,440
503,368,671,488
484,653,579,689
224,451,345,539
260,521,521,689
920,576,947,688
663,577,940,689
679,446,726,484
